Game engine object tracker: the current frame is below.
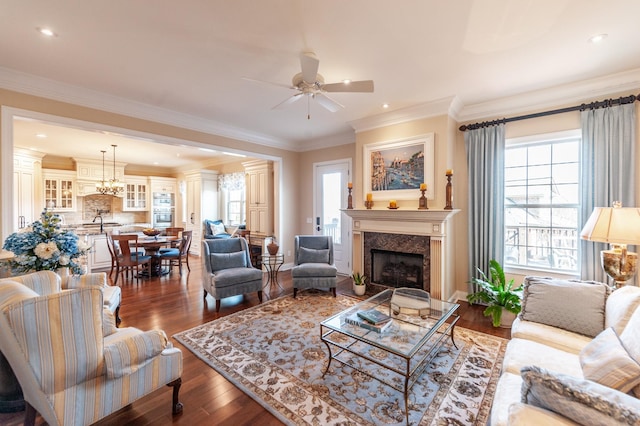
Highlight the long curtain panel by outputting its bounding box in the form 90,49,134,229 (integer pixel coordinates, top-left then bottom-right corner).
580,103,636,282
465,124,505,292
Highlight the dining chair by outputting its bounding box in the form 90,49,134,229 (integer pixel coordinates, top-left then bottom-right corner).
110,234,152,285
160,230,192,276
161,227,184,251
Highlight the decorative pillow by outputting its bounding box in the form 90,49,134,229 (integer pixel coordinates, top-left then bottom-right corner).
520,276,608,337
210,222,227,236
521,365,640,425
103,330,169,379
298,247,330,264
579,327,640,393
210,251,247,271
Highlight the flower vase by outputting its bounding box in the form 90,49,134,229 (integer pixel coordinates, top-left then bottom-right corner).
56,267,70,284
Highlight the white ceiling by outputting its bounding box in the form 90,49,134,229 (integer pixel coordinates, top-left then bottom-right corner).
3,0,640,164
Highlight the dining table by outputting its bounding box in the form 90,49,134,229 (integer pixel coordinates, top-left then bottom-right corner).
131,235,178,277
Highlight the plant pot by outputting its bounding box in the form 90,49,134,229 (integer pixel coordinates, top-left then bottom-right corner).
267,243,279,255
498,309,517,328
353,282,366,296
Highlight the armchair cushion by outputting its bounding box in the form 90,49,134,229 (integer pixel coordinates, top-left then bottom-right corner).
291,263,337,278
213,267,262,288
1,270,61,295
103,330,170,379
103,309,118,337
521,365,640,425
298,247,330,264
579,327,640,393
5,287,104,394
210,251,247,271
520,276,608,337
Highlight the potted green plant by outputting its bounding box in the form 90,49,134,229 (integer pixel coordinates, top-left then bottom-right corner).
351,271,367,296
467,259,523,328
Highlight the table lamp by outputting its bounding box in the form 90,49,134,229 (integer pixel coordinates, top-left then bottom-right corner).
580,202,640,288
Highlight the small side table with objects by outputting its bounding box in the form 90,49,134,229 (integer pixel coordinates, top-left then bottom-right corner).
262,253,284,290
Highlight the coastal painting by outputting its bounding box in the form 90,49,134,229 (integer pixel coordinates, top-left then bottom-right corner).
364,134,434,200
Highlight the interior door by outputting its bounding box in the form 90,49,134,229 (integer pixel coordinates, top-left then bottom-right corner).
314,160,351,274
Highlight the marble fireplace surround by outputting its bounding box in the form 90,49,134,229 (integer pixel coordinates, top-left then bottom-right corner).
343,209,459,300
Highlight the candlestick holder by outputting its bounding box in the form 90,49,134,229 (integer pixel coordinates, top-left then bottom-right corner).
418,189,428,210
365,200,374,209
445,174,453,210
347,187,353,209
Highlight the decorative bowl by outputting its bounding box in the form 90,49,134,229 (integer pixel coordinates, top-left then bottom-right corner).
142,228,162,237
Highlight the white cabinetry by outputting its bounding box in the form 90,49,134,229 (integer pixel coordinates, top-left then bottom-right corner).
243,160,273,237
184,170,218,256
123,176,149,211
87,233,111,271
13,150,45,230
43,169,76,212
149,177,176,194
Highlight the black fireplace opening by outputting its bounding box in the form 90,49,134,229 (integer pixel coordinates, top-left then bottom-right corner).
371,249,423,289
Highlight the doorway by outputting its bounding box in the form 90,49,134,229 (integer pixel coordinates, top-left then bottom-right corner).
314,159,352,274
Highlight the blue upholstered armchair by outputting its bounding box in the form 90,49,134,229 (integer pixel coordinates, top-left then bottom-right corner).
202,238,263,312
291,235,337,298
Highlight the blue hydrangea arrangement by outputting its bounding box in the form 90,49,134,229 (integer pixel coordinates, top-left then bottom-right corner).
2,209,91,274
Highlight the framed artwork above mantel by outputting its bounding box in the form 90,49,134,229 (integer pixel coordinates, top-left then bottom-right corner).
363,133,435,201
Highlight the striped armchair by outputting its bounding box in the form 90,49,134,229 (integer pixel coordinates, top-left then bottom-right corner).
0,278,183,426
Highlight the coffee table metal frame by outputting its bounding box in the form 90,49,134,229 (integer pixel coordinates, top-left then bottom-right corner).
320,289,459,424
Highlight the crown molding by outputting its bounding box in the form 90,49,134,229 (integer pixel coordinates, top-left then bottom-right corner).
348,96,459,133
458,68,640,122
0,67,300,151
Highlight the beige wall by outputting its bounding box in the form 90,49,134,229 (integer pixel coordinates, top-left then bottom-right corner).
0,88,302,263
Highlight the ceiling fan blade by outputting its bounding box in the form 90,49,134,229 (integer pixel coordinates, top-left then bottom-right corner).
242,77,293,90
300,52,319,84
322,80,374,93
314,92,344,112
272,92,304,110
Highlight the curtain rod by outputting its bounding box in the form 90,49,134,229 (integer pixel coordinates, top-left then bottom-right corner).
458,94,639,132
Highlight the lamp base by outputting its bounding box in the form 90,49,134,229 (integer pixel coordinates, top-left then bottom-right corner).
601,249,638,288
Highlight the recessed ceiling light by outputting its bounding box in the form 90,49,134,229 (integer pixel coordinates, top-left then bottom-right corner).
198,147,216,153
222,151,246,158
153,162,159,165
36,133,47,138
342,79,352,84
37,27,56,37
588,33,608,44
382,103,389,109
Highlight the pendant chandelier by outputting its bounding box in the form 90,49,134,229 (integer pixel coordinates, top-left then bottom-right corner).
96,145,125,195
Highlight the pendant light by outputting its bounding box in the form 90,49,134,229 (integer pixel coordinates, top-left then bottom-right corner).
95,150,109,194
95,145,125,195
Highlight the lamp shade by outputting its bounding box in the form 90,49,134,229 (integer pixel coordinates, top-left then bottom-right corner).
580,207,640,246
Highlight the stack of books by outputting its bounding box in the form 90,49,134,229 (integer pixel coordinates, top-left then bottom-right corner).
345,308,392,333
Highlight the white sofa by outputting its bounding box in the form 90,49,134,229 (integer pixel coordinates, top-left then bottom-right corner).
491,276,640,425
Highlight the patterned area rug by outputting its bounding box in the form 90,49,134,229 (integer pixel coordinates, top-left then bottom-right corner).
173,291,507,425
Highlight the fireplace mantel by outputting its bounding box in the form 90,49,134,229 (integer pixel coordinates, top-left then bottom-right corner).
342,209,459,236
343,208,460,300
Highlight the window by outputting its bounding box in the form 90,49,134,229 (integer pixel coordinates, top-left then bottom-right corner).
226,189,245,226
504,131,580,273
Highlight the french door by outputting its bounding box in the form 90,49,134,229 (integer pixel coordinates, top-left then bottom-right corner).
314,160,352,274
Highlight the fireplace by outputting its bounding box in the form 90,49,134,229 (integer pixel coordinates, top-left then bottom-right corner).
364,232,430,292
371,249,423,288
343,208,459,300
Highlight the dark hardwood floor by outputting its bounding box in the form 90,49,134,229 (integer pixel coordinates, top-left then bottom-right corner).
0,256,509,426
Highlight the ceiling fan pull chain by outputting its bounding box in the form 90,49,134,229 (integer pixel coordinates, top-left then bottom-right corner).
307,95,311,120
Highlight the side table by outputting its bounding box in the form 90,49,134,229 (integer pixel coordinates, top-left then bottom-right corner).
262,253,284,290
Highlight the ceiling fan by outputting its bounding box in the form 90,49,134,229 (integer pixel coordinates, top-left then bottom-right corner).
245,51,374,119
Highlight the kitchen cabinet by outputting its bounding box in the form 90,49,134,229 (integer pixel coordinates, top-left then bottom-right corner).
150,177,177,194
87,233,111,271
123,176,149,211
184,170,218,256
243,160,273,237
43,169,76,212
13,150,45,229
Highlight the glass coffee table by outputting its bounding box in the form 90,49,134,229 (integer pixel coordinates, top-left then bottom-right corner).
320,289,459,424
